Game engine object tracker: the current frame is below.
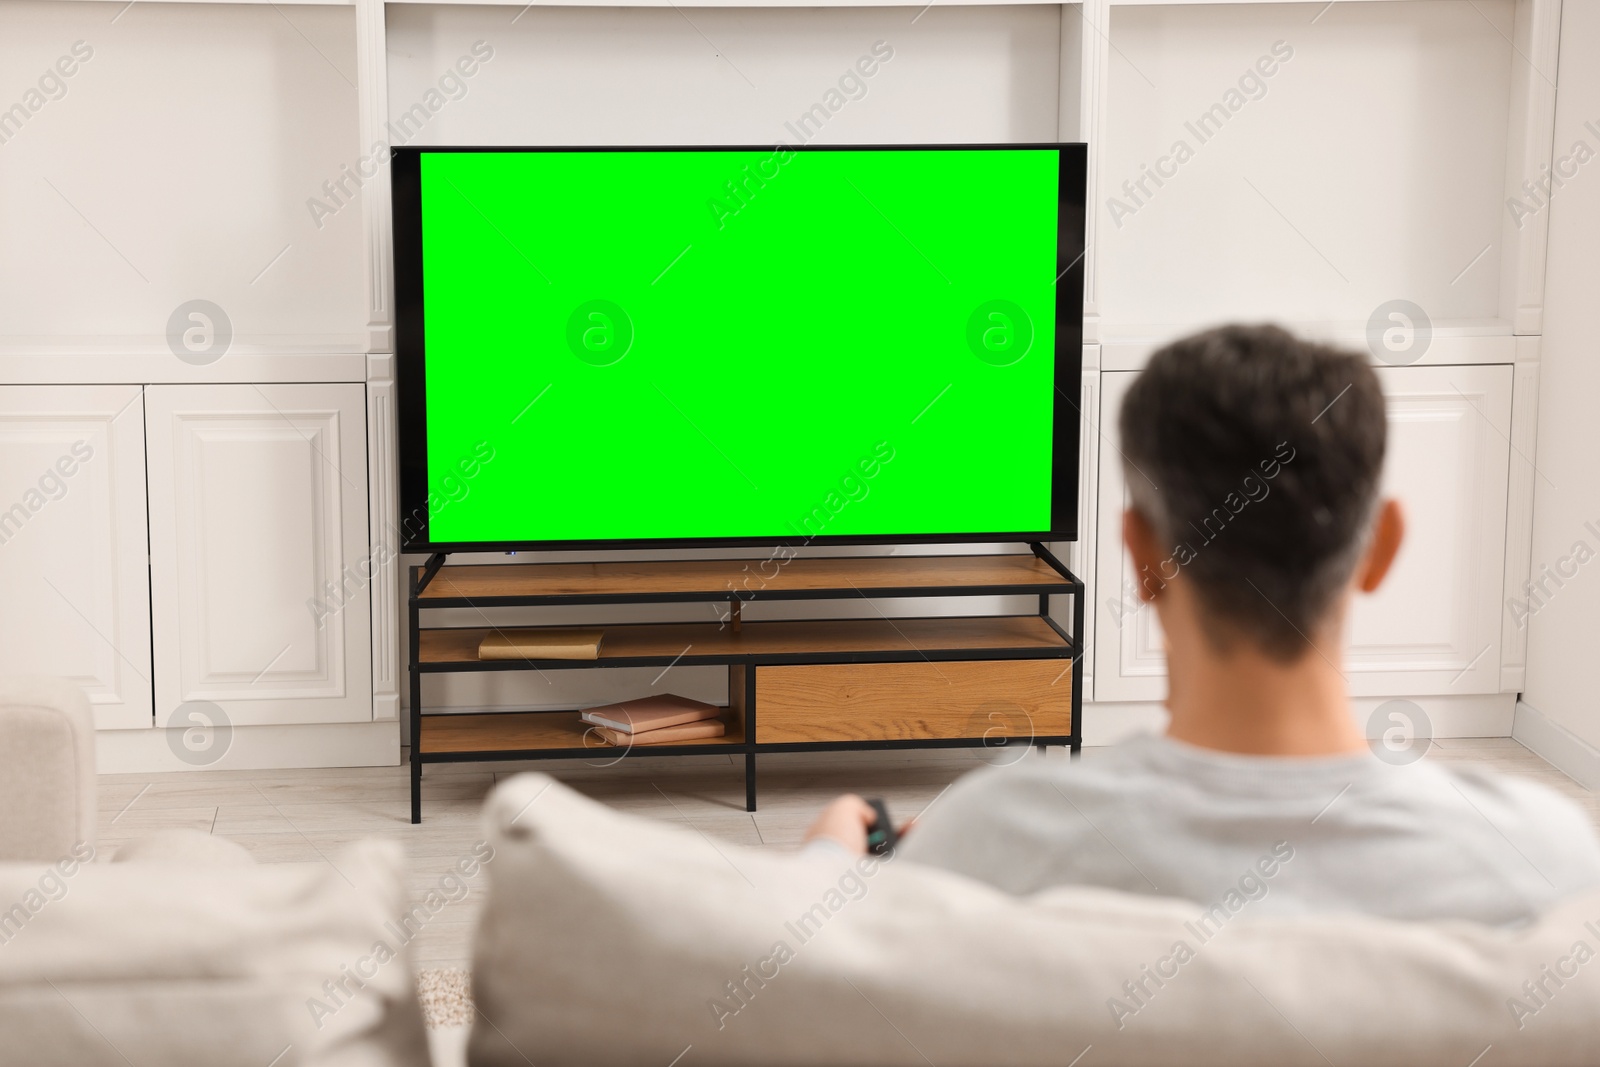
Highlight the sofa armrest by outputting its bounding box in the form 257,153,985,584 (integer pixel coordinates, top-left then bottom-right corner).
0,676,96,863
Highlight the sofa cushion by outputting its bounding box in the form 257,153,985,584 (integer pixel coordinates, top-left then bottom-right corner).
0,839,428,1067
470,772,1600,1067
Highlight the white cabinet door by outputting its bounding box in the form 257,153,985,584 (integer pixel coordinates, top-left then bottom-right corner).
146,384,371,726
0,386,152,729
1094,365,1513,701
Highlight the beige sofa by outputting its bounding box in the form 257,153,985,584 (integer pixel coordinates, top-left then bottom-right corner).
0,844,432,1067
468,773,1600,1067
0,837,430,1067
0,677,430,1067
6,676,1600,1066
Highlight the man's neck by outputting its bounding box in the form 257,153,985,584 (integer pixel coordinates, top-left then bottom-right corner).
1163,630,1367,757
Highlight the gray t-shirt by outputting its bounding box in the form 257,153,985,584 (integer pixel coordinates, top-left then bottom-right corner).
901,733,1600,926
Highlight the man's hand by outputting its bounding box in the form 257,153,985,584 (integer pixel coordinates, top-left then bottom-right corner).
803,794,877,856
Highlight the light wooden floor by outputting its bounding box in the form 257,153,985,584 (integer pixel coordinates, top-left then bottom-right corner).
95,738,1599,969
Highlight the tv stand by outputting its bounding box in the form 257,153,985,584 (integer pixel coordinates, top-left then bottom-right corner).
406,545,1083,823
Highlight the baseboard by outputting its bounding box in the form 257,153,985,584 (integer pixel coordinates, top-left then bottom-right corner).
1081,702,1169,745
96,720,402,774
1081,693,1515,746
373,691,401,722
1512,700,1600,791
1345,693,1516,737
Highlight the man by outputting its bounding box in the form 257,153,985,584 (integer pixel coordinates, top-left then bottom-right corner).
805,324,1600,926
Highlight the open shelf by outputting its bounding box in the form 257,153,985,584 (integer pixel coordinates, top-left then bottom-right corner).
1097,2,1517,333
416,615,1073,669
0,2,367,349
415,553,1071,605
418,710,745,755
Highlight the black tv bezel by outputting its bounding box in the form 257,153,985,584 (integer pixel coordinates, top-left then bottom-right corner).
393,142,1087,554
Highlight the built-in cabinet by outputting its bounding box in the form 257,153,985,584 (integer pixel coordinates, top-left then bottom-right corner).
0,0,1566,763
0,384,373,734
1094,365,1516,702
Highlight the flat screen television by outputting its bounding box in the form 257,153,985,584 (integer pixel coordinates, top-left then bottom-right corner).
393,143,1087,552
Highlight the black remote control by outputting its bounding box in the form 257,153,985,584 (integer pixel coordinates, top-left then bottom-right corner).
865,797,899,856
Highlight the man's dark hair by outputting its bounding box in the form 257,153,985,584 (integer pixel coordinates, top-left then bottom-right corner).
1118,323,1387,661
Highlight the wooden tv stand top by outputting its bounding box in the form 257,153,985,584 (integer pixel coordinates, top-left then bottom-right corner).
413,552,1073,605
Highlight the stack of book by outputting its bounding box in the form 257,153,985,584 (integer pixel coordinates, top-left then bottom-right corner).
580,694,726,746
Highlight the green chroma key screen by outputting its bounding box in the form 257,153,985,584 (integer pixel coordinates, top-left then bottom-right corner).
396,145,1081,548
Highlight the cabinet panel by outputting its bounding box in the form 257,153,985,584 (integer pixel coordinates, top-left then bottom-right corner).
1094,364,1513,701
146,384,371,726
0,385,151,729
1067,352,1101,701
1346,365,1512,692
1092,370,1166,701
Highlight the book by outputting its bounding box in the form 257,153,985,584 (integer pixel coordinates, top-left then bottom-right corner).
579,693,721,735
590,719,727,747
477,628,605,661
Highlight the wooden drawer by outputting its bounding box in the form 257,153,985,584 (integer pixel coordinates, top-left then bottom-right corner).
754,659,1073,744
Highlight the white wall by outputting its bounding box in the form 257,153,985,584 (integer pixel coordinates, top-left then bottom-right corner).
0,2,366,352
1518,0,1600,786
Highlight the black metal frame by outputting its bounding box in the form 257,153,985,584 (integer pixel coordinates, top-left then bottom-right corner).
392,143,1089,553
407,544,1085,823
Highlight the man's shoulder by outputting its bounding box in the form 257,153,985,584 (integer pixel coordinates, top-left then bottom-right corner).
932,736,1598,839
931,737,1170,808
901,743,1170,881
1410,758,1599,834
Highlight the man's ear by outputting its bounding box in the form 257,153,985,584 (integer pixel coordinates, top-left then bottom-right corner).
1123,506,1166,602
1354,498,1405,593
